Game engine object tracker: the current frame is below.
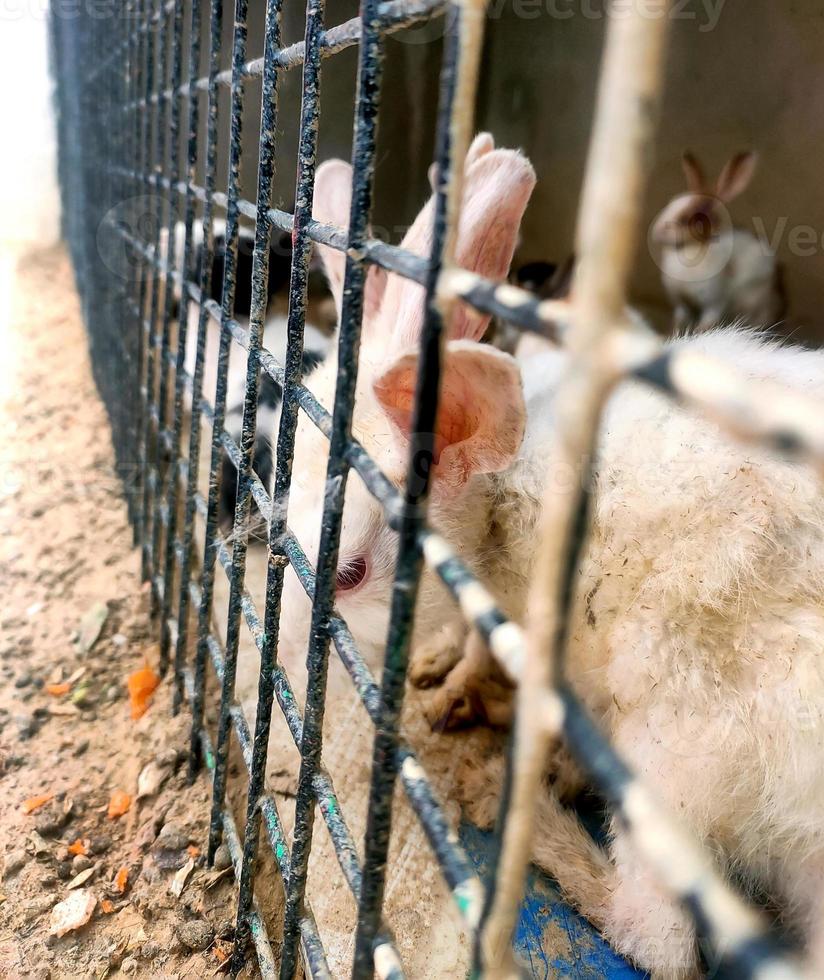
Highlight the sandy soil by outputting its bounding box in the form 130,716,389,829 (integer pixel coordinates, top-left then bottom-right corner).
0,246,249,979
0,244,583,980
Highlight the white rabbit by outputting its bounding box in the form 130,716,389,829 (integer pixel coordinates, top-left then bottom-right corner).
278,133,536,678
651,152,786,334
279,134,824,975
455,326,824,977
158,218,333,529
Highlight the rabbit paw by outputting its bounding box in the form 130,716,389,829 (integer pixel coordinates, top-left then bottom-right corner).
408,626,464,689
423,659,514,732
456,750,506,829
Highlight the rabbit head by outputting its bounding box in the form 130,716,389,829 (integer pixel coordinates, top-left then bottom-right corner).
278,134,536,669
651,150,758,249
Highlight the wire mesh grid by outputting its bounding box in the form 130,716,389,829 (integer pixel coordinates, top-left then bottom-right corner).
49,0,821,976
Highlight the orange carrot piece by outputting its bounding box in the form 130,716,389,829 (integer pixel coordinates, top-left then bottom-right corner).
22,794,53,814
45,682,71,697
101,899,115,914
113,866,129,893
67,839,88,856
126,666,160,720
107,790,131,820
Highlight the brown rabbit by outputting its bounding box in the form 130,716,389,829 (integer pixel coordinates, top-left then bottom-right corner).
651,151,786,333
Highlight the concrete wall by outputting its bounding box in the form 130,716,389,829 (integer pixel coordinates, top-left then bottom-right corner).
248,0,822,341
0,7,60,246
476,0,824,340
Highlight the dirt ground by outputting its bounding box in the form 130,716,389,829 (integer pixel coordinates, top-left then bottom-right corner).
0,245,251,979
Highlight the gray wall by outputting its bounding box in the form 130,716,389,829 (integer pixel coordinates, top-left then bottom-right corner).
477,0,824,341
227,0,824,342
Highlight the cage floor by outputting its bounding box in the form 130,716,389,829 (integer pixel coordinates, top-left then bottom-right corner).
209,543,646,978
0,240,645,977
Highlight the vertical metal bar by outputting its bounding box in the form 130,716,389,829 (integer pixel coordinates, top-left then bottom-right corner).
131,0,151,550
150,0,187,625
278,1,385,975
160,0,205,680
174,0,224,717
187,0,251,779
350,0,486,971
479,6,671,976
231,0,326,967
137,0,166,582
205,0,285,862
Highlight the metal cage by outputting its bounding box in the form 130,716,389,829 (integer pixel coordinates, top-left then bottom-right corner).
50,0,817,976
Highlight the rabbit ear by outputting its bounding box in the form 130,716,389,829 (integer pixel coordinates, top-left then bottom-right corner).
465,131,495,167
682,151,707,194
378,143,536,353
372,340,525,496
312,160,351,309
427,132,495,193
715,151,758,202
312,159,387,324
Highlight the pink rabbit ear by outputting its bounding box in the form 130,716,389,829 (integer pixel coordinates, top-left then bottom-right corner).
465,131,495,166
377,144,536,352
450,149,536,341
312,160,351,315
428,132,494,193
312,159,388,325
372,340,525,496
715,151,758,203
682,151,707,194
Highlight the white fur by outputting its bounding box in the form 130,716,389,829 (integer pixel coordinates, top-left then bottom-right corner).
472,326,824,975
280,137,824,973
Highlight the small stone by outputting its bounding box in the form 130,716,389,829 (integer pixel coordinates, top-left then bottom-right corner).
3,848,28,877
175,918,214,952
71,854,93,873
112,633,128,648
73,739,89,758
89,834,112,856
156,823,188,852
55,846,70,863
14,712,37,738
139,940,162,960
105,684,120,702
213,843,232,872
24,894,54,921
80,710,96,723
120,956,138,975
35,810,65,838
56,862,73,881
14,672,33,688
140,862,160,885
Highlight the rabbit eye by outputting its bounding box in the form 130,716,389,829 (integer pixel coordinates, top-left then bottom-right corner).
688,211,713,239
336,555,368,593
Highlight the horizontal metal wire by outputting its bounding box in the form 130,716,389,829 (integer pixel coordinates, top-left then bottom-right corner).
119,0,447,113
